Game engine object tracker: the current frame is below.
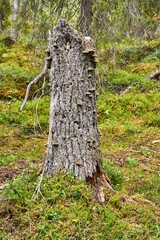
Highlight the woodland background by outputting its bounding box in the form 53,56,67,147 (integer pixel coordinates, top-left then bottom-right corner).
0,0,160,239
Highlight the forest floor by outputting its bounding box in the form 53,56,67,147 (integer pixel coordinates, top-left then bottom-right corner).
0,37,160,239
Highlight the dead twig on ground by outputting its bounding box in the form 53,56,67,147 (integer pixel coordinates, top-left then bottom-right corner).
148,70,160,80
120,85,132,96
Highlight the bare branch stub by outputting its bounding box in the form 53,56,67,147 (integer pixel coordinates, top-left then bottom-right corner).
20,56,51,111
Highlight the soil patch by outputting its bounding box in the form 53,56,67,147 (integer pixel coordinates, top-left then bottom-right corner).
0,160,28,185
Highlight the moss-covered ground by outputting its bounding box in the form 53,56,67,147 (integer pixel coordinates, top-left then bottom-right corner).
0,37,160,239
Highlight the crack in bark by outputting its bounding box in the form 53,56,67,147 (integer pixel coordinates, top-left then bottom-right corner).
45,20,102,181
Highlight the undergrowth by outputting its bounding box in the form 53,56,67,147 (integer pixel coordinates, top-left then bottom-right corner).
0,37,160,239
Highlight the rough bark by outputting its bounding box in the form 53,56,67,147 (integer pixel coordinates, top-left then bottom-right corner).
79,0,93,36
44,19,102,182
10,0,19,41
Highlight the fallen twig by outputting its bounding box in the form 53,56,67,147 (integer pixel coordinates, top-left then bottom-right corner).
102,174,116,194
152,140,160,144
34,77,47,134
32,166,45,200
143,167,160,174
32,155,48,200
148,70,160,80
120,85,132,96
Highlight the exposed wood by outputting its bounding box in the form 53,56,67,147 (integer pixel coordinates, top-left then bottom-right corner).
152,140,160,143
102,174,116,193
20,57,51,111
148,70,160,79
120,85,132,96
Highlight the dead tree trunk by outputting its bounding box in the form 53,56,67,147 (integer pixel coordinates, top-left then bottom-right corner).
44,19,102,182
21,20,114,202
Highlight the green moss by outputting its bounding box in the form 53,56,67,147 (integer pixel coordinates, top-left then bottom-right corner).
132,62,160,74
103,160,124,190
0,36,160,240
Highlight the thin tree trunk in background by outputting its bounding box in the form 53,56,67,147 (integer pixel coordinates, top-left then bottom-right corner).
10,0,19,41
79,0,93,36
0,12,3,30
44,19,102,183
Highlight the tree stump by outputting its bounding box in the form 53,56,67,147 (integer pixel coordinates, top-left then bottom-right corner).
21,20,115,202
44,19,102,184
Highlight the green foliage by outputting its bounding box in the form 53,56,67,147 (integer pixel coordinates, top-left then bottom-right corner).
0,232,7,240
0,14,160,239
0,39,47,100
106,70,142,92
94,0,160,45
0,65,37,83
0,0,10,30
104,161,124,190
0,154,16,167
4,165,37,202
119,45,146,65
143,49,160,63
1,169,159,239
45,210,60,221
0,45,8,63
0,96,49,130
126,157,138,167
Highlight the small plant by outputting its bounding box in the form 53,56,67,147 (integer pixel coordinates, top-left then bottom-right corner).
140,147,151,157
37,223,46,233
0,231,8,240
0,154,16,166
71,188,82,200
45,210,60,221
126,157,138,166
103,160,124,190
67,172,75,182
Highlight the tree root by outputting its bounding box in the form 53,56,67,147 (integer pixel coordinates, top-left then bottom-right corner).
92,174,116,203
122,194,159,209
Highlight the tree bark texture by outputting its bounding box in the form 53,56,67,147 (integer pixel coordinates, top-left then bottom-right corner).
79,0,93,36
44,20,102,182
10,0,19,41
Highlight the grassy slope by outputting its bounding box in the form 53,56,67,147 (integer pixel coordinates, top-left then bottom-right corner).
0,37,160,239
